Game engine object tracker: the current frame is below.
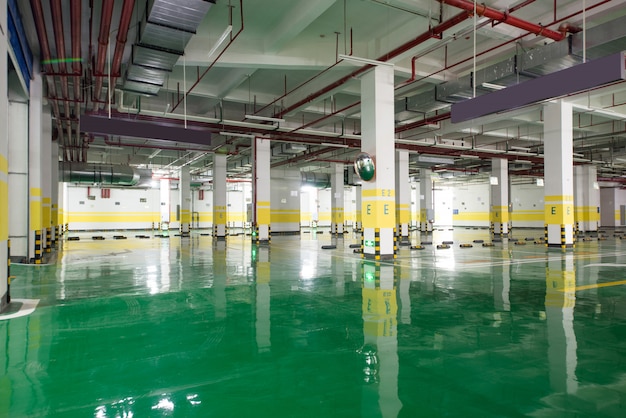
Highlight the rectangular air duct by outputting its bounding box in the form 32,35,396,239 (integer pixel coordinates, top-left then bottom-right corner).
451,51,626,123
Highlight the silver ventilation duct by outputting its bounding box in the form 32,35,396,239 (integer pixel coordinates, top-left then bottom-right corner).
59,162,153,187
402,14,626,114
122,0,215,96
301,172,330,189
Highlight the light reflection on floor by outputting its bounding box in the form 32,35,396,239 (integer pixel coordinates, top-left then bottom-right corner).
2,228,626,417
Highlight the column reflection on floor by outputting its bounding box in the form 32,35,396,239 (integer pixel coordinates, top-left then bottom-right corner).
254,245,270,352
360,261,402,417
545,253,578,395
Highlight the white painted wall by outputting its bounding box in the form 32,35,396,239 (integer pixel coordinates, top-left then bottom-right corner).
317,188,332,227
600,188,626,227
451,183,490,227
511,183,545,228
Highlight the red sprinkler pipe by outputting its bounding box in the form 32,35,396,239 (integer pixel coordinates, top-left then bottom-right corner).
30,0,68,159
95,0,135,107
440,0,567,41
275,11,471,118
170,0,244,113
92,0,115,105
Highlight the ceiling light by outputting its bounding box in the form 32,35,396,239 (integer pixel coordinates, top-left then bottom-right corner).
572,152,584,157
244,114,286,123
481,82,506,90
220,131,256,139
321,142,349,148
459,154,480,159
338,54,394,67
207,25,233,58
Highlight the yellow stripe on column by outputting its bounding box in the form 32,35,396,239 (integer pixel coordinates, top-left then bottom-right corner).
544,202,575,224
30,188,43,231
214,205,228,225
397,203,411,224
362,198,395,229
362,188,395,198
42,197,51,229
180,209,191,224
257,201,271,225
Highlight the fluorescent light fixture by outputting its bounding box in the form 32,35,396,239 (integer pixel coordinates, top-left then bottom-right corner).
88,144,124,150
244,114,286,123
321,142,349,148
459,154,480,159
220,131,256,139
338,54,394,67
615,157,626,162
489,176,499,185
573,152,585,157
509,146,531,151
536,178,544,186
481,82,506,90
513,159,532,164
207,25,233,58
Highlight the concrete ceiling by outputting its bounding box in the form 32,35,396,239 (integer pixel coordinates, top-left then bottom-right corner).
14,0,626,185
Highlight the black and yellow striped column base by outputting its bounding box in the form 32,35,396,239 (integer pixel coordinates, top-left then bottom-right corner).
361,228,397,261
545,224,575,249
45,228,52,253
213,224,227,240
252,224,271,244
7,239,12,304
34,230,42,264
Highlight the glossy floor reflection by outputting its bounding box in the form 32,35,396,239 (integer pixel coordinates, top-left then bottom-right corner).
2,229,626,417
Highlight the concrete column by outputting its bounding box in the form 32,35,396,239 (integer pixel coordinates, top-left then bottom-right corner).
41,107,51,253
213,154,227,240
331,163,344,235
355,185,362,231
180,166,191,237
28,69,43,263
252,137,270,243
574,165,599,233
50,140,59,245
361,65,396,260
8,100,29,260
1,2,9,311
419,169,433,232
490,158,509,236
395,150,410,240
545,254,578,394
544,101,575,248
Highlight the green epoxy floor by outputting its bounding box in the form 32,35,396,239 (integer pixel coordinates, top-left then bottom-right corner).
2,229,626,417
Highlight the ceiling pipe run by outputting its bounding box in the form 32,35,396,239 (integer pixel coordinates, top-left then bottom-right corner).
275,10,472,118
92,0,115,107
439,0,572,41
96,0,135,109
71,0,82,152
29,0,67,160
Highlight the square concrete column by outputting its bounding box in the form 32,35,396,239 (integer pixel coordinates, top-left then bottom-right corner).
50,140,59,246
490,158,509,236
544,101,575,248
419,169,434,232
361,65,396,260
395,150,410,240
252,137,270,243
180,166,191,237
574,165,599,233
28,69,43,263
355,185,362,232
8,100,28,259
41,107,52,253
331,163,344,235
0,3,9,311
212,154,228,240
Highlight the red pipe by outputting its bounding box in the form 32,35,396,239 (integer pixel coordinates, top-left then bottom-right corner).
93,0,115,105
275,11,471,118
96,0,135,107
170,0,244,113
71,0,82,159
30,0,68,159
440,0,567,41
50,0,73,154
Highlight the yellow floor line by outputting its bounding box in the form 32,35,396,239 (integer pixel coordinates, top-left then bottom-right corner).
574,280,626,291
